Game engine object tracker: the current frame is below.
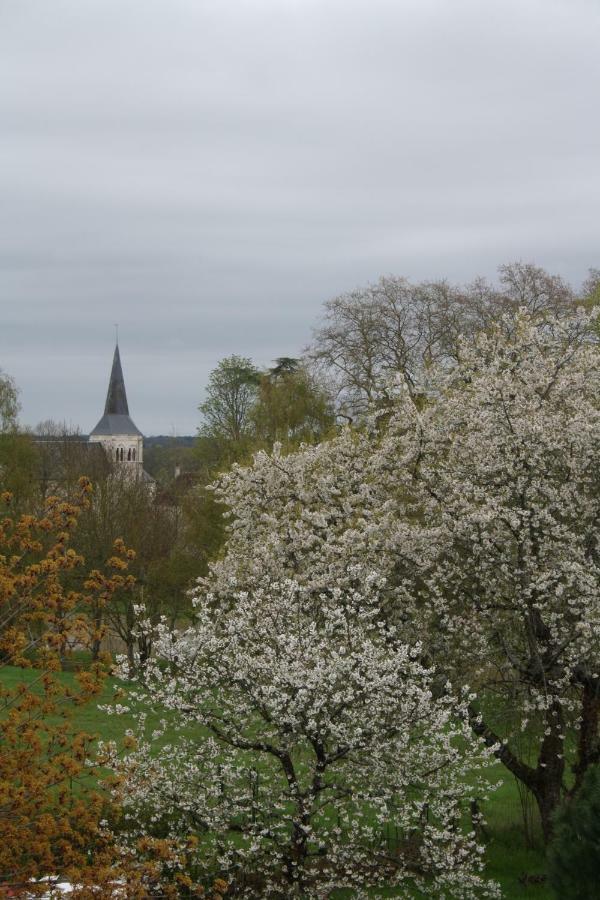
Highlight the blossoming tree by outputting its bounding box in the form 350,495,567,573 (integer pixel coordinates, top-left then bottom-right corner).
114,570,498,898
112,424,503,895
377,310,600,840
115,307,600,894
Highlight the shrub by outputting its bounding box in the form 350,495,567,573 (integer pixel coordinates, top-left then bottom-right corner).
547,765,600,899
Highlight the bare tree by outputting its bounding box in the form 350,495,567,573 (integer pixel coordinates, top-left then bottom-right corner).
307,262,581,418
582,267,600,302
497,261,575,316
31,420,110,506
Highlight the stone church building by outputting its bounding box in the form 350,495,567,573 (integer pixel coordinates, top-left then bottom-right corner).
89,344,154,486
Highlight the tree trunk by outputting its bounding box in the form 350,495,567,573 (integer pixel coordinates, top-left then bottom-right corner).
137,630,152,666
572,682,600,796
531,701,565,843
469,701,565,843
91,605,103,661
532,773,563,843
126,637,136,678
284,808,310,892
91,635,102,661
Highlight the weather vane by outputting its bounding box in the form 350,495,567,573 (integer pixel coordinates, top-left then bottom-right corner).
114,323,119,345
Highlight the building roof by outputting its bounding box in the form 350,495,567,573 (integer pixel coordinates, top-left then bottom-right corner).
90,413,143,437
90,344,144,437
104,344,129,415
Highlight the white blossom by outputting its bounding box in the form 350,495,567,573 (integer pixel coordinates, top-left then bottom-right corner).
110,308,600,888
114,572,498,897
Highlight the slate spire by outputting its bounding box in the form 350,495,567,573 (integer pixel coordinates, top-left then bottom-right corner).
104,344,129,415
89,342,143,438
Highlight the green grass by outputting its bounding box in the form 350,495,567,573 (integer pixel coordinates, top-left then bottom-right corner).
1,665,553,898
0,662,183,745
480,783,551,899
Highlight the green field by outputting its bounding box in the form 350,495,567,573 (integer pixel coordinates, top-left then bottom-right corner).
1,665,553,898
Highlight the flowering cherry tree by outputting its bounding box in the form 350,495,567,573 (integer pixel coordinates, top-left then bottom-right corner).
203,424,385,603
113,569,498,898
377,310,600,840
114,307,600,891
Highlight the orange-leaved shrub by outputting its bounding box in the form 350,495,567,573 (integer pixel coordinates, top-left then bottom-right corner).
0,479,222,898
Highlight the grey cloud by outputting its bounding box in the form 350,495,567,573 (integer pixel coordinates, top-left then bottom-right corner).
0,0,598,432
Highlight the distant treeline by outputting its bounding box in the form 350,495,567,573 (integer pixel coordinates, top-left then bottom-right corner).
144,435,196,447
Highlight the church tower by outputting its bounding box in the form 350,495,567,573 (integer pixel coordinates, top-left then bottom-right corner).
89,344,144,476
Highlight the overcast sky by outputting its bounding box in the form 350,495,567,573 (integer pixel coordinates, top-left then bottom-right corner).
1,0,598,434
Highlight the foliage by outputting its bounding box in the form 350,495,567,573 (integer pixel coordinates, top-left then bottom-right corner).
0,479,114,886
0,370,39,512
250,361,334,449
0,369,20,434
0,480,213,896
199,355,260,450
582,268,600,340
191,355,336,592
72,471,194,671
546,765,600,899
143,438,197,485
0,431,38,513
582,267,600,305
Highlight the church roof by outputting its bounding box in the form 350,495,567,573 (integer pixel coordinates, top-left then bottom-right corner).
90,345,143,437
90,413,143,437
103,344,129,415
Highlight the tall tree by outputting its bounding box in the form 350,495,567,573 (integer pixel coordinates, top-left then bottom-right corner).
0,370,37,511
582,267,600,304
0,368,19,433
33,419,110,505
72,470,194,670
377,310,600,840
199,355,260,447
194,308,600,843
308,262,581,418
251,361,334,449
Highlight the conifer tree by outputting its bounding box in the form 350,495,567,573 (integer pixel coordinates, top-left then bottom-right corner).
547,766,600,899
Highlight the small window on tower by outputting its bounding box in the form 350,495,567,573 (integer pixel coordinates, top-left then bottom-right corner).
127,448,132,461
115,449,119,462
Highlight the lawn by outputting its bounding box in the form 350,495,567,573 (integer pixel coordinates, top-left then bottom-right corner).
1,665,553,898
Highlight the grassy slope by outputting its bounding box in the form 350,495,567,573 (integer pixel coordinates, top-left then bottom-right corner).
1,666,553,898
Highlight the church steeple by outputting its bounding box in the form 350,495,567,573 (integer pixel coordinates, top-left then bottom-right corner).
88,341,155,488
89,342,143,439
104,344,130,416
